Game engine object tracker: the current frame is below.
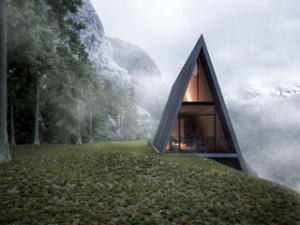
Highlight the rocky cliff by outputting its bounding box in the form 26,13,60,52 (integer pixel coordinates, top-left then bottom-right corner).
72,0,168,138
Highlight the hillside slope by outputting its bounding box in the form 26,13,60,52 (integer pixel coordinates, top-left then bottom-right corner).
0,142,299,224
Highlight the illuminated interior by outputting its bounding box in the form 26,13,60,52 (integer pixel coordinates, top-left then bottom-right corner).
183,59,213,102
166,58,232,153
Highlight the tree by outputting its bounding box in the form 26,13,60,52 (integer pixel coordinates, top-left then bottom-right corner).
8,0,58,145
6,0,108,144
8,90,16,145
86,75,107,142
33,74,40,145
122,87,138,140
0,0,11,162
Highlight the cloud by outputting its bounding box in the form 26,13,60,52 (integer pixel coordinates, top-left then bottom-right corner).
90,0,300,87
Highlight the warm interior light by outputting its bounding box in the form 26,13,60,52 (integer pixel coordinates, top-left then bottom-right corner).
185,92,192,101
192,63,198,77
183,64,198,102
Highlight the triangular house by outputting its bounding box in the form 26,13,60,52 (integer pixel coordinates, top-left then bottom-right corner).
152,35,248,172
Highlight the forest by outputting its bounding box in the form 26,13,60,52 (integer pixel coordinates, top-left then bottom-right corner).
3,0,139,150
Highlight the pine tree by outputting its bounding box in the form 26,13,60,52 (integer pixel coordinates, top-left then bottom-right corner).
8,0,58,145
6,0,108,144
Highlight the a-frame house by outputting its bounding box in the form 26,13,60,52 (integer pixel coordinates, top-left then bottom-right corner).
152,35,248,172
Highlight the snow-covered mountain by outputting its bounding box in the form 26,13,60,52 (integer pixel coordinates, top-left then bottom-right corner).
73,0,169,138
224,84,300,192
73,0,161,79
225,83,300,103
106,37,161,78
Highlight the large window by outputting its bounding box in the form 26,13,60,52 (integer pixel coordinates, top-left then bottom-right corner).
166,105,231,153
166,57,232,153
183,59,213,102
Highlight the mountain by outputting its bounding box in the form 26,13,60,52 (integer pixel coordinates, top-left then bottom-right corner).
225,83,300,103
224,84,300,192
106,37,161,78
72,0,161,78
72,0,169,138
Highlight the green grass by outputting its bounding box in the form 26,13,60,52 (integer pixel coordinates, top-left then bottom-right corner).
0,141,299,225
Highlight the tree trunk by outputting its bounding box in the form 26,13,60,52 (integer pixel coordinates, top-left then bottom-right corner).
63,111,69,144
33,75,40,145
76,95,82,145
119,113,122,141
0,0,11,162
9,95,16,146
89,100,93,143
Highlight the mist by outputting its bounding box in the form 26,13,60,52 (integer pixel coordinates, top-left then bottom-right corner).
225,84,300,192
91,0,300,88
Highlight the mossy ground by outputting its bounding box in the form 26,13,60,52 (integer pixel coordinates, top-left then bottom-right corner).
0,141,299,225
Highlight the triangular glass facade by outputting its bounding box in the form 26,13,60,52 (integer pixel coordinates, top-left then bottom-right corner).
166,58,233,153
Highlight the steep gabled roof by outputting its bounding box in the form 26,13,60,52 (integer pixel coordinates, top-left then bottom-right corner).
152,35,248,172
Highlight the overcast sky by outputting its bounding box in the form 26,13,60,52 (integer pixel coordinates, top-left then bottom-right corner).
90,0,299,87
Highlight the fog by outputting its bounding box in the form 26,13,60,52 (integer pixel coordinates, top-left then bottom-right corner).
88,0,300,191
225,86,300,192
91,0,300,87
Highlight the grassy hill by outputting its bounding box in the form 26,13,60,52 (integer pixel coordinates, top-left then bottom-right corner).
0,141,299,225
